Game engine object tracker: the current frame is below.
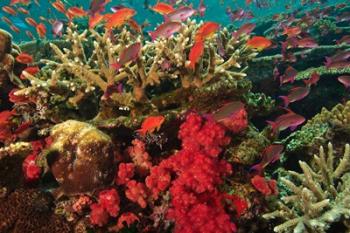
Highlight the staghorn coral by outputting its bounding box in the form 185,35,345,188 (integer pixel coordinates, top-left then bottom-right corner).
16,20,257,131
0,189,72,233
45,120,117,196
263,143,350,233
282,100,350,153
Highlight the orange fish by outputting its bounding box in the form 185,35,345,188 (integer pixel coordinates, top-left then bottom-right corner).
2,6,17,15
195,21,220,42
1,16,12,25
25,17,38,27
10,0,30,5
10,25,20,33
67,6,87,19
151,2,175,15
137,115,165,136
21,66,40,79
52,0,66,14
16,53,33,64
17,7,29,14
188,41,204,70
282,26,301,38
105,8,136,30
246,36,272,51
36,23,47,38
89,13,104,29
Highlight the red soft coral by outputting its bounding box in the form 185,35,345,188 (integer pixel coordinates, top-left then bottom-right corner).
98,188,120,217
125,180,148,208
251,175,278,196
146,112,236,233
116,212,139,230
90,203,109,227
126,139,152,175
22,153,41,182
116,163,135,185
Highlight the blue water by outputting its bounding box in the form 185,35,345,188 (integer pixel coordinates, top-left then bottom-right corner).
0,0,345,43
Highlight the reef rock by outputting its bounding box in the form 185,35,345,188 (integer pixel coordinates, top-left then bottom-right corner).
48,120,117,196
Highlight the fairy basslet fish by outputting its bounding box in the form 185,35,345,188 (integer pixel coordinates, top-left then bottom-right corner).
164,6,196,22
112,42,141,71
149,21,182,41
250,144,284,174
279,86,310,107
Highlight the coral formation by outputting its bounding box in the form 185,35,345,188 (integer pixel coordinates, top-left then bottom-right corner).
0,189,71,233
263,143,350,232
283,100,350,153
46,120,117,196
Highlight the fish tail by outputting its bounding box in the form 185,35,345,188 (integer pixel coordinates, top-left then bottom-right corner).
324,57,331,68
279,96,289,107
266,120,278,134
249,163,263,174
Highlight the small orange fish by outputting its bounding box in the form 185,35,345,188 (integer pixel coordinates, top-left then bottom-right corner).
10,0,30,5
188,41,204,70
17,7,29,14
195,21,220,42
89,13,104,29
151,2,175,15
1,16,12,25
21,66,40,79
52,0,66,14
105,8,136,30
2,6,17,15
67,6,87,19
282,26,301,38
25,17,38,27
246,36,272,51
137,115,165,136
36,23,47,38
10,25,20,33
16,53,33,64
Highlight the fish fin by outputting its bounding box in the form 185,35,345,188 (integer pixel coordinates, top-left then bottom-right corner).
163,14,169,22
250,164,264,175
149,31,156,41
289,125,298,131
111,63,121,71
266,120,278,134
279,96,289,107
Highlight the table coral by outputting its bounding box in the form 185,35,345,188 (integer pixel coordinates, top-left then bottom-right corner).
264,142,350,233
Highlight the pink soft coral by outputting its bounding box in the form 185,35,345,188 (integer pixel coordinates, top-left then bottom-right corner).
220,108,248,134
90,203,109,227
126,139,152,175
125,180,148,208
22,153,41,182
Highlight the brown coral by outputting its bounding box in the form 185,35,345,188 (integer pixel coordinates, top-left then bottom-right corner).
47,120,117,196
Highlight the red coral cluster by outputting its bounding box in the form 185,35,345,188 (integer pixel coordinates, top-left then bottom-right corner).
22,140,46,182
90,188,120,226
251,175,278,196
146,112,238,233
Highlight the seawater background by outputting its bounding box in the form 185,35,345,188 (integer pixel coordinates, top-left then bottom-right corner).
0,0,346,43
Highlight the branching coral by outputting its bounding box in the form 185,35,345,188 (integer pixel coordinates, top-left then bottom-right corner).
283,100,350,153
14,20,257,132
263,142,350,233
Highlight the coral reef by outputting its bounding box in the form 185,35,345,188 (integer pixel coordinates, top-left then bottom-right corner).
263,143,350,233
